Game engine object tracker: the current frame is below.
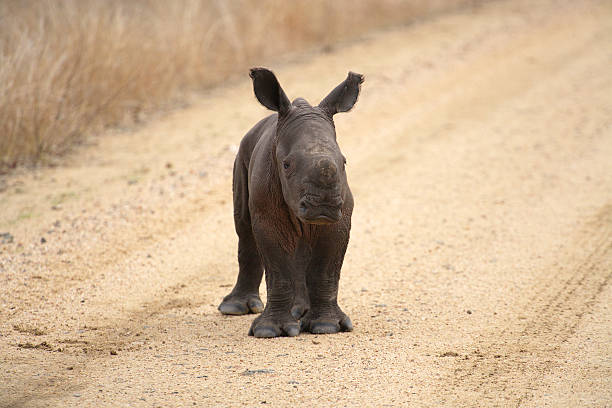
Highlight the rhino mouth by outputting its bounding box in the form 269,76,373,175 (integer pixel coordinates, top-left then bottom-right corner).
298,199,342,224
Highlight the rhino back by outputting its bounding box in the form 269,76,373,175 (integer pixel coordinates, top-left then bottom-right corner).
236,114,277,170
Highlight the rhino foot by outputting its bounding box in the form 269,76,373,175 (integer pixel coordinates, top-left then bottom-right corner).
218,293,264,315
300,308,353,334
248,313,300,338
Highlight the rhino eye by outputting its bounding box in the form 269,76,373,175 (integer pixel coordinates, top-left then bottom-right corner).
283,160,290,170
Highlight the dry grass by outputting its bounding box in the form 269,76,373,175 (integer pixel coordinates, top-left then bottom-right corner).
0,0,474,170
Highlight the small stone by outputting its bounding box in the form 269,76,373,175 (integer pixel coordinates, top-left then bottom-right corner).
110,350,117,355
241,369,274,376
40,237,47,244
466,310,472,314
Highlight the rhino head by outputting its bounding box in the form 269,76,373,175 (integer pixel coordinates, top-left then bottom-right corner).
250,68,363,225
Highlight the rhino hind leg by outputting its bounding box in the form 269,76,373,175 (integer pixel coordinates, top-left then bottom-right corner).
218,159,264,316
218,225,264,315
218,291,263,315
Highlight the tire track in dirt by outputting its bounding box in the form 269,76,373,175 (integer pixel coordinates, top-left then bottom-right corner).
446,205,612,407
512,206,612,407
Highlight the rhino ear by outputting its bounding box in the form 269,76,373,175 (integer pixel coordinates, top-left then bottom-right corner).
249,68,291,117
318,72,364,116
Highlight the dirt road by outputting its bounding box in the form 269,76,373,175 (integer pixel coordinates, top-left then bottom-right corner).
1,0,611,406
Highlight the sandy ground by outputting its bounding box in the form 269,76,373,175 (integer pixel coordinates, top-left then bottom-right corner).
1,0,611,406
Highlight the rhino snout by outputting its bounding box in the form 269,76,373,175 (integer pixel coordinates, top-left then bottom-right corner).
298,195,343,224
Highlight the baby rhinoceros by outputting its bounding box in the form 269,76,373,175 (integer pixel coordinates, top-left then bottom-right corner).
218,68,364,338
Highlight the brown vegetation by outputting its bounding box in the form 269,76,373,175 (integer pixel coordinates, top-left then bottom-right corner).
0,0,473,169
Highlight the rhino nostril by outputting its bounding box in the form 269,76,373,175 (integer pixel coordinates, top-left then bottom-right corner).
299,199,311,214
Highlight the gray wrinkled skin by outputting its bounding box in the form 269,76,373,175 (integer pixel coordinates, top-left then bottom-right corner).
218,68,364,338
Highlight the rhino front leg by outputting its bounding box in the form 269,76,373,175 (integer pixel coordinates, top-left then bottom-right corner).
248,223,300,338
301,225,353,334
